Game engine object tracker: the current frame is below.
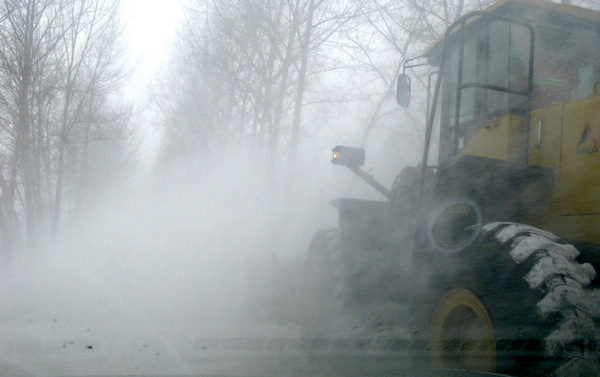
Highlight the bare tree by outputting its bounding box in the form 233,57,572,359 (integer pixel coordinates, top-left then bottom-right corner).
157,0,355,178
0,0,134,255
342,0,495,152
51,0,128,233
0,0,62,247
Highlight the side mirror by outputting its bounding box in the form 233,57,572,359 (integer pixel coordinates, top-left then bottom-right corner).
331,146,365,168
396,74,411,107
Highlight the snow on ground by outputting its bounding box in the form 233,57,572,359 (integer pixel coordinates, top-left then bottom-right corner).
0,247,402,377
0,163,335,376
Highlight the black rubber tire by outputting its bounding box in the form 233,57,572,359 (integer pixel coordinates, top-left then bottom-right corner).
300,229,343,354
422,222,599,376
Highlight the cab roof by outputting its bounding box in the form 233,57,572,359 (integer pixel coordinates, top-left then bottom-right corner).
425,0,600,65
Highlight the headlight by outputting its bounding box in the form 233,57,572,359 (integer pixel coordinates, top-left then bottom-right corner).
331,146,365,168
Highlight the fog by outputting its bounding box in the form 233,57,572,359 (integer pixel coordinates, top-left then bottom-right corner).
0,148,396,376
0,0,468,374
3,1,600,376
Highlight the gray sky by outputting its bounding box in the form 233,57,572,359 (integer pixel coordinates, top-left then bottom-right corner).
121,0,183,99
120,0,183,167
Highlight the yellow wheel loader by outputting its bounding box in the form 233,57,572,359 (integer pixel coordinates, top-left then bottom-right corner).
301,0,600,375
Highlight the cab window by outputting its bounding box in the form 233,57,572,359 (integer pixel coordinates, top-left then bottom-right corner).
439,19,532,161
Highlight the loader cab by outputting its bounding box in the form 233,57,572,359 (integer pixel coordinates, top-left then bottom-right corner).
433,13,534,164
418,0,600,166
400,0,600,249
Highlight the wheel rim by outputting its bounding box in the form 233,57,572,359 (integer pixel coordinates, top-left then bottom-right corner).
430,288,497,373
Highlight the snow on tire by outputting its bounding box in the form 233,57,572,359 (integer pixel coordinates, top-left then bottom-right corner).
483,222,600,369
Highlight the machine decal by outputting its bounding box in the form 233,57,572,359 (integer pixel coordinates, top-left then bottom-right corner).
576,124,599,155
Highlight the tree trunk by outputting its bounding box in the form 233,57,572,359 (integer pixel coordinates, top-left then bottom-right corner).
289,0,315,174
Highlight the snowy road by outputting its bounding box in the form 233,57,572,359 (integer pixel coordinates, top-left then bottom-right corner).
0,250,414,377
0,330,416,376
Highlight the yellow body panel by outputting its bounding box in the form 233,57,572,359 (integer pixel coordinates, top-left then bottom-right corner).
528,104,564,170
526,104,564,235
529,92,600,243
559,215,600,244
460,92,600,243
558,96,600,216
461,114,525,162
